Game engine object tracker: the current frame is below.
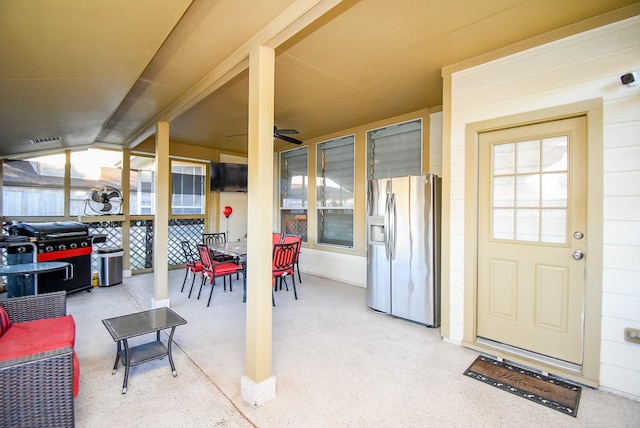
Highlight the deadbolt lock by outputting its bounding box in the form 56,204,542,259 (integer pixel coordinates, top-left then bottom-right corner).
573,231,584,240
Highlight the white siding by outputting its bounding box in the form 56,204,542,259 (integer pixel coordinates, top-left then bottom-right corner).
447,16,640,398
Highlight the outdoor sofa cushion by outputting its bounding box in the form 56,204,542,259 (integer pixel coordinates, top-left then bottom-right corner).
0,315,80,396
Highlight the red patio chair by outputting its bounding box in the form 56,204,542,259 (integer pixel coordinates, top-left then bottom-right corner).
180,241,202,296
271,242,298,306
272,232,283,246
196,244,244,307
282,234,302,283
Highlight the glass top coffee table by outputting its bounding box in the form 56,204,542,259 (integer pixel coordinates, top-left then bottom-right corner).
0,261,71,296
102,307,187,394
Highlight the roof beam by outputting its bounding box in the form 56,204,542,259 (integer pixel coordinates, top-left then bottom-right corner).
126,0,344,148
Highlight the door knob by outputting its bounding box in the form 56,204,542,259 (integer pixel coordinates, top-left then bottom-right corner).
572,250,584,260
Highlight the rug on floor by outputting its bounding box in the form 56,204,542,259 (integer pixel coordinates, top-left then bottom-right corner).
464,355,581,417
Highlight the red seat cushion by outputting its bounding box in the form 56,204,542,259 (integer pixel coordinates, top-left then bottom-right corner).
215,262,242,275
187,261,203,272
0,315,80,396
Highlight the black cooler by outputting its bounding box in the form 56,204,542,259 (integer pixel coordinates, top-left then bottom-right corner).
9,221,98,294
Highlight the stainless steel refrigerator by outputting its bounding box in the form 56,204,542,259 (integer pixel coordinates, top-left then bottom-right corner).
366,174,441,327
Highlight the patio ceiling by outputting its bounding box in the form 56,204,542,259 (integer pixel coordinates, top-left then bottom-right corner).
0,0,637,158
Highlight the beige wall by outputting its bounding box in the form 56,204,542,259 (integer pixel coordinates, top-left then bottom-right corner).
219,154,248,241
274,108,442,287
444,15,640,398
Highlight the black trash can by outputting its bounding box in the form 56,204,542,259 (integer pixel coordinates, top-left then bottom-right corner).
98,247,123,286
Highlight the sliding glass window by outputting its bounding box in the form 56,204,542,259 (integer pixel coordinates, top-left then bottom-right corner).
280,147,308,242
316,135,354,247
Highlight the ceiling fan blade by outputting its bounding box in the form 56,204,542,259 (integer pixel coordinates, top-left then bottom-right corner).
230,127,298,138
276,128,299,135
275,133,303,145
100,202,113,212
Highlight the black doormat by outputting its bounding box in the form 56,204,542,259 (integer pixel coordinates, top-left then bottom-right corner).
464,355,581,417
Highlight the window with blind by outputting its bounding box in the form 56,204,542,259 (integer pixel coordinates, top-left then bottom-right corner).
366,118,422,180
316,135,354,247
280,147,308,241
171,160,206,215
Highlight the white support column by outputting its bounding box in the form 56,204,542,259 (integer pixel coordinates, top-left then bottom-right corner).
153,121,170,308
242,44,276,406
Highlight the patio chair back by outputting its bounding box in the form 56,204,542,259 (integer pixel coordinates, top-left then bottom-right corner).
272,232,283,245
202,232,226,244
180,241,202,294
282,234,302,282
203,232,235,262
271,242,299,305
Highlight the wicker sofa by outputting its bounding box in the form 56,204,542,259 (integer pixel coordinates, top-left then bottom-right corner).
0,291,78,427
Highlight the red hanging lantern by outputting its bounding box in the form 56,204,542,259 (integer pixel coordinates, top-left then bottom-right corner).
223,206,233,218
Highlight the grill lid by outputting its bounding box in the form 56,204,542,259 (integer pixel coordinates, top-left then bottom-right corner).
10,221,89,240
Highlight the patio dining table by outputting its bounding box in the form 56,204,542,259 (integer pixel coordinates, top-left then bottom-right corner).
208,241,247,262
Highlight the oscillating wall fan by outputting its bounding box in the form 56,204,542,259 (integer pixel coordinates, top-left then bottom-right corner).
85,186,123,215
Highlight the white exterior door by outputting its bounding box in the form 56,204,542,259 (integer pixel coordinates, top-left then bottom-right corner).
477,116,587,365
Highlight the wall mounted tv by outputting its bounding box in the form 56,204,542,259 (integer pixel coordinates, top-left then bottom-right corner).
210,162,248,192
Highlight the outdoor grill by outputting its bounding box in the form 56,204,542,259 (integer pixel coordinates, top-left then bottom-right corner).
8,221,105,294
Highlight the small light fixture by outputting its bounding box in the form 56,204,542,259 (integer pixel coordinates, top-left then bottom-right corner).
29,136,61,144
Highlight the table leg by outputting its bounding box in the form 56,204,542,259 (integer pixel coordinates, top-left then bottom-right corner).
122,339,130,394
19,274,35,296
112,340,122,374
242,263,247,303
31,273,38,295
167,327,178,376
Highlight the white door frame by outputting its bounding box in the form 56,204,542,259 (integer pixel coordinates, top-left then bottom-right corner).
462,99,604,387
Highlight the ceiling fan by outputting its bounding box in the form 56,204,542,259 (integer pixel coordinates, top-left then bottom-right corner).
273,126,303,145
226,126,303,145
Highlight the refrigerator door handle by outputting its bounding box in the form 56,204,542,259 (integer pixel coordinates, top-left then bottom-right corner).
390,193,397,260
384,192,391,259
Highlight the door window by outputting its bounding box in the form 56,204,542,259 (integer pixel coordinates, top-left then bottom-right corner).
491,136,568,244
